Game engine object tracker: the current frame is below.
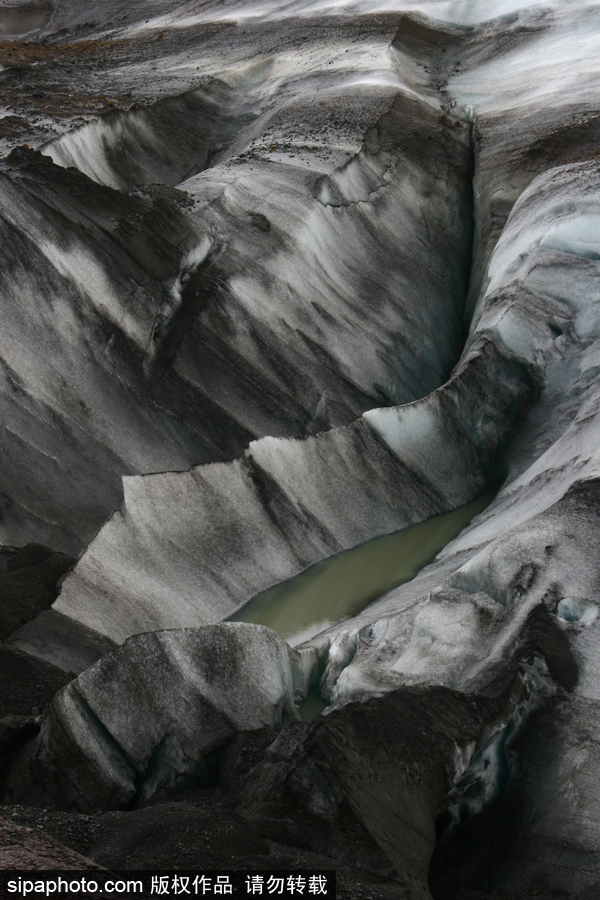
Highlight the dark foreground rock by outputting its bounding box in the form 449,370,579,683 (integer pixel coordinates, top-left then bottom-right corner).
0,800,406,900
4,616,575,900
0,815,102,869
0,800,576,899
0,544,75,641
0,646,69,718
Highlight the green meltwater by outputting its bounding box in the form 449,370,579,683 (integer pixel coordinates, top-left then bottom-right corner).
228,492,493,647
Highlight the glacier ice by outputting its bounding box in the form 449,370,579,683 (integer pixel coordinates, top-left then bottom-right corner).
6,1,600,897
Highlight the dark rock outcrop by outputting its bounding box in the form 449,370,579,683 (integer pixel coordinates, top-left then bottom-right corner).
0,815,103,869
0,543,75,641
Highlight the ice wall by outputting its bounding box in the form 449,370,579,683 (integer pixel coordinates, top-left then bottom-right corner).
0,13,474,555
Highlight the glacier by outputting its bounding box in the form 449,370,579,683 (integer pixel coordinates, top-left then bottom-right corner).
3,0,600,898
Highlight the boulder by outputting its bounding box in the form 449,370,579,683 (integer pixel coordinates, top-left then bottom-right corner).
7,623,298,812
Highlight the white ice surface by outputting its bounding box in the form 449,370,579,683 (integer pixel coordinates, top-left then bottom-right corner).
448,5,600,114
127,0,600,32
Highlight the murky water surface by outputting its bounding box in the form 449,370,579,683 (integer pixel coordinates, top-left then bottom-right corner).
229,493,492,646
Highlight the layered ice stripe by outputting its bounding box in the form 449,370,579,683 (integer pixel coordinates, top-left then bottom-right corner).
0,15,476,556
55,160,600,644
53,325,534,643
